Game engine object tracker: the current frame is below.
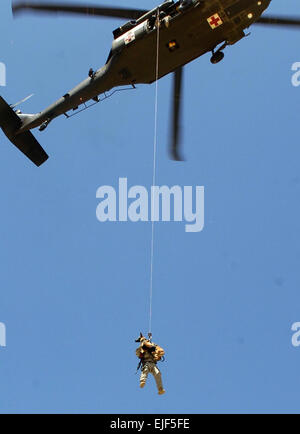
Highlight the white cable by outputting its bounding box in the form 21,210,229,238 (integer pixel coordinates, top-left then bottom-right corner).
149,11,160,335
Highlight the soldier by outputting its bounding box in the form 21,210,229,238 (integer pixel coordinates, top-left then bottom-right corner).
135,332,166,395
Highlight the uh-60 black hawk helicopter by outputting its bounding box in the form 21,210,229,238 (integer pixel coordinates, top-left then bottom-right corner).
0,0,300,166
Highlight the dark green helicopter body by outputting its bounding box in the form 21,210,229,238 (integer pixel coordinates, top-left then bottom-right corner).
111,0,270,85
0,0,298,165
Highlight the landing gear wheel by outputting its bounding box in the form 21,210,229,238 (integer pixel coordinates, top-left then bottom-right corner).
210,51,224,64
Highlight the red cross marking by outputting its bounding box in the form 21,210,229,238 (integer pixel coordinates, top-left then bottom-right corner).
207,13,223,29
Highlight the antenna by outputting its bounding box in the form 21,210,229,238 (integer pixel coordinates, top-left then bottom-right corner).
10,94,34,109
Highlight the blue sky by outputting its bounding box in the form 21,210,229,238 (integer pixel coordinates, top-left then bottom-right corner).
1,0,300,413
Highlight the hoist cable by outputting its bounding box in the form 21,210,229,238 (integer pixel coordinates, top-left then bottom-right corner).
149,11,160,335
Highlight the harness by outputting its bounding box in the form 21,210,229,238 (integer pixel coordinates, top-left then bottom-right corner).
135,355,165,374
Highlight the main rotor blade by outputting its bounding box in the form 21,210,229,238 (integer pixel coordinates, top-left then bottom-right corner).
12,1,147,20
170,67,184,161
255,15,300,28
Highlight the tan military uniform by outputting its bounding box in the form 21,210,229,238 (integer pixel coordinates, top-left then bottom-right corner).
136,339,165,394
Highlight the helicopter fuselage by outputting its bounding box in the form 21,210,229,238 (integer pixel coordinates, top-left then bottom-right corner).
18,0,271,133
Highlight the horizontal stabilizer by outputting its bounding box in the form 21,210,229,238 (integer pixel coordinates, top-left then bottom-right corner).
0,96,48,166
6,130,49,167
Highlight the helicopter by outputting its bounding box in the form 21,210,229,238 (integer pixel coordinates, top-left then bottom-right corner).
0,0,300,166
